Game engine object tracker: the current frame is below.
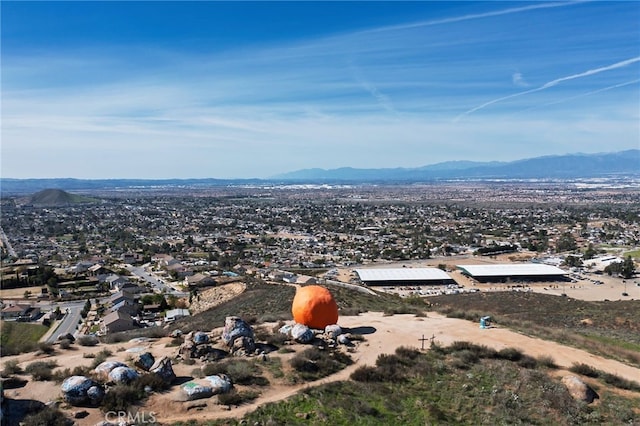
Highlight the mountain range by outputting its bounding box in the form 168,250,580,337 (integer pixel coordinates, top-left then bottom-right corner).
1,150,638,195
273,150,640,181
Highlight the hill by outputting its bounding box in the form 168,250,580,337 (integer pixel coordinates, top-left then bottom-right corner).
22,188,97,206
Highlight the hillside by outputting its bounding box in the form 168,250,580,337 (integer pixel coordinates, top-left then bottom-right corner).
1,287,639,425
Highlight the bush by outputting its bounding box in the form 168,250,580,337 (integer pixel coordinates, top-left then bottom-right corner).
264,332,289,347
101,384,142,412
2,359,23,376
203,359,268,386
25,360,57,381
569,363,599,378
217,389,259,406
37,342,55,354
351,365,385,382
137,372,169,392
537,355,558,369
451,350,479,369
90,349,113,368
52,366,93,383
497,347,523,362
77,335,99,346
601,373,640,392
168,337,183,347
290,347,352,380
517,355,538,369
59,339,72,350
22,406,69,426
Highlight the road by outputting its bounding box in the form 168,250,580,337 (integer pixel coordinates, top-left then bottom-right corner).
125,264,188,297
43,300,85,343
0,225,18,258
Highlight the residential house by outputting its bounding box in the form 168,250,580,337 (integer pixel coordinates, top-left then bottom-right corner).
102,310,135,333
0,304,41,321
105,274,129,291
88,264,110,277
185,273,216,288
165,308,190,322
109,290,136,307
110,300,139,316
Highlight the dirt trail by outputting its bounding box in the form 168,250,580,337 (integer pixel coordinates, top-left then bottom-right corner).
156,311,640,424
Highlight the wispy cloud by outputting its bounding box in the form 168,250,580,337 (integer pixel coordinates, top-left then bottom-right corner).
456,56,640,121
359,1,587,34
349,63,397,114
512,72,530,88
509,79,640,116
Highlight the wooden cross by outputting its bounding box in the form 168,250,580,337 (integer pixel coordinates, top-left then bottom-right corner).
419,334,428,350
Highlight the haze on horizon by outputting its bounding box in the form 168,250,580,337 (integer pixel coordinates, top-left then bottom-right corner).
2,1,639,180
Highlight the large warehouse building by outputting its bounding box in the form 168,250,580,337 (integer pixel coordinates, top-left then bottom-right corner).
456,264,568,283
355,268,455,286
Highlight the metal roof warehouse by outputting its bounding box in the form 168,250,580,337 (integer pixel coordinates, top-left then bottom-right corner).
355,268,455,286
456,264,568,283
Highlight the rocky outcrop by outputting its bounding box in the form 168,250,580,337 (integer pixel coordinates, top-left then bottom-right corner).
561,375,599,403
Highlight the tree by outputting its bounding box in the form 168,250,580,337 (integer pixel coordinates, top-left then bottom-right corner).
584,243,597,260
621,255,636,279
604,256,635,279
563,255,583,268
555,232,577,253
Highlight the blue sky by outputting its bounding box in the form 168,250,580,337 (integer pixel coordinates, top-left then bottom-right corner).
2,1,639,179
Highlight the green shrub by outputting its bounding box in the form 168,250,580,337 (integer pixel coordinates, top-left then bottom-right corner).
290,347,352,381
217,389,259,406
101,384,142,412
137,372,169,392
600,373,640,392
569,363,599,378
536,355,558,369
77,335,99,346
37,342,55,354
167,337,183,347
25,360,57,381
451,350,479,369
350,365,385,382
517,355,538,369
90,348,113,368
264,332,289,346
497,347,523,362
2,359,23,376
59,339,72,350
22,406,69,426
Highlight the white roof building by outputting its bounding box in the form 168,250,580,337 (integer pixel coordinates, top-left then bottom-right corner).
456,263,567,282
355,268,454,286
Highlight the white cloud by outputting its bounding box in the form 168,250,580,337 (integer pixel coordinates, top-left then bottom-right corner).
512,72,530,87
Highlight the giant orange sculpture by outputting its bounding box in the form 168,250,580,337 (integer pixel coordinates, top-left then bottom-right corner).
291,285,339,329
